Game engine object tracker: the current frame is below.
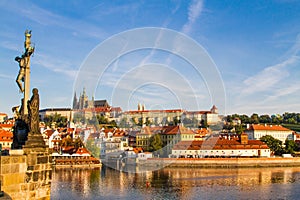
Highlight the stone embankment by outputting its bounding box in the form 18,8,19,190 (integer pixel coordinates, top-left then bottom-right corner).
142,157,300,168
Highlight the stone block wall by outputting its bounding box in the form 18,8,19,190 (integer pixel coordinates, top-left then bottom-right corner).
0,150,52,200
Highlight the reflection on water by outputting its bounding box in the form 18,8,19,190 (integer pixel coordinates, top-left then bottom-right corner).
51,166,300,200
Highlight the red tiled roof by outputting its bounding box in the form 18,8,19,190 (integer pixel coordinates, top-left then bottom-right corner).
0,129,13,142
0,124,14,129
44,129,54,138
248,124,292,131
133,147,143,154
76,147,91,155
111,107,122,112
137,125,195,136
162,126,194,135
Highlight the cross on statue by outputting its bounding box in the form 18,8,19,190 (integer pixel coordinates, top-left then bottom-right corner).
15,30,35,115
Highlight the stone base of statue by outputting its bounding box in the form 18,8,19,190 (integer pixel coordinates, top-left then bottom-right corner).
23,132,48,153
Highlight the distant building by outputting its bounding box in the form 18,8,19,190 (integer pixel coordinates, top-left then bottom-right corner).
121,108,183,126
171,133,271,158
0,129,13,150
183,105,220,125
245,124,294,143
136,125,195,154
121,105,220,126
0,113,8,123
72,88,122,120
39,108,72,121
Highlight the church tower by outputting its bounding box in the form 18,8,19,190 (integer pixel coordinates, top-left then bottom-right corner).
72,92,78,109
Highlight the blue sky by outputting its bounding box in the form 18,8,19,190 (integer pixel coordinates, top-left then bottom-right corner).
0,0,300,117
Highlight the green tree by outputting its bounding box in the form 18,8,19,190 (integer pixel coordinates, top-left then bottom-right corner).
250,113,259,124
73,112,86,124
234,125,244,134
260,135,284,155
240,114,251,124
74,137,84,149
61,136,73,147
226,115,233,123
200,119,208,128
284,140,298,154
271,115,281,124
85,139,100,158
259,114,271,123
173,117,180,126
43,113,68,128
109,120,117,127
119,117,129,128
97,115,108,124
149,134,163,152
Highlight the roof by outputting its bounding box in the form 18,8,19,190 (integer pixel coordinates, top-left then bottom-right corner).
75,147,91,155
43,129,54,138
247,124,292,132
0,124,14,129
0,129,13,142
133,147,143,154
94,100,110,107
111,107,122,112
162,126,195,135
137,125,195,136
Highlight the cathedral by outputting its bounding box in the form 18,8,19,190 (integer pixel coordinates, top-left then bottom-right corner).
72,88,110,110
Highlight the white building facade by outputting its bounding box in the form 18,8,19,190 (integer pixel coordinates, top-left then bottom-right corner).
245,124,294,143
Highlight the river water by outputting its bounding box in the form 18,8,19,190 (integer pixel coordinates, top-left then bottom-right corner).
51,166,300,200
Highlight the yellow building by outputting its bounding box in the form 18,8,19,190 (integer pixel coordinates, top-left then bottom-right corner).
135,125,195,155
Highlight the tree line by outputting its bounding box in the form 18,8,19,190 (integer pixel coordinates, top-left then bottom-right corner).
227,112,300,125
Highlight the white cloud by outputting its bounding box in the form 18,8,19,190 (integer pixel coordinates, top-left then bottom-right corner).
182,0,204,34
33,53,78,79
241,55,299,95
0,41,20,52
3,1,107,40
264,82,300,102
0,74,14,79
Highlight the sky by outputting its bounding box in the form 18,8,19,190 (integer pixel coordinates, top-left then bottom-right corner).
0,0,300,117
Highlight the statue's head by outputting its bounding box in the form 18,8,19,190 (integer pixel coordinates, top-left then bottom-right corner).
32,88,38,95
15,56,21,62
25,30,32,38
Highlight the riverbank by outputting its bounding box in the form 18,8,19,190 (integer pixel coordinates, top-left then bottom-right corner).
139,157,300,168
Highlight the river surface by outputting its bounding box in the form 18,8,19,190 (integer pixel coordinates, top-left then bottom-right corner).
51,166,300,200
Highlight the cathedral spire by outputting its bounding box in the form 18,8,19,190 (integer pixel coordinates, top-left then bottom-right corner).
72,92,78,109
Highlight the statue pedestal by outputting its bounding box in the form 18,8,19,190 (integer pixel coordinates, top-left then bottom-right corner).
23,133,47,150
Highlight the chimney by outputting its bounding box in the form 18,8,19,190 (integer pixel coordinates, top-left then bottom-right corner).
240,133,248,145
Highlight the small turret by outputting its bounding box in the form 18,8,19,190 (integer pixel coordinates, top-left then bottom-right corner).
210,105,218,114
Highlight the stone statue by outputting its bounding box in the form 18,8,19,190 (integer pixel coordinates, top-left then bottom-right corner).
15,55,26,93
28,88,40,134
